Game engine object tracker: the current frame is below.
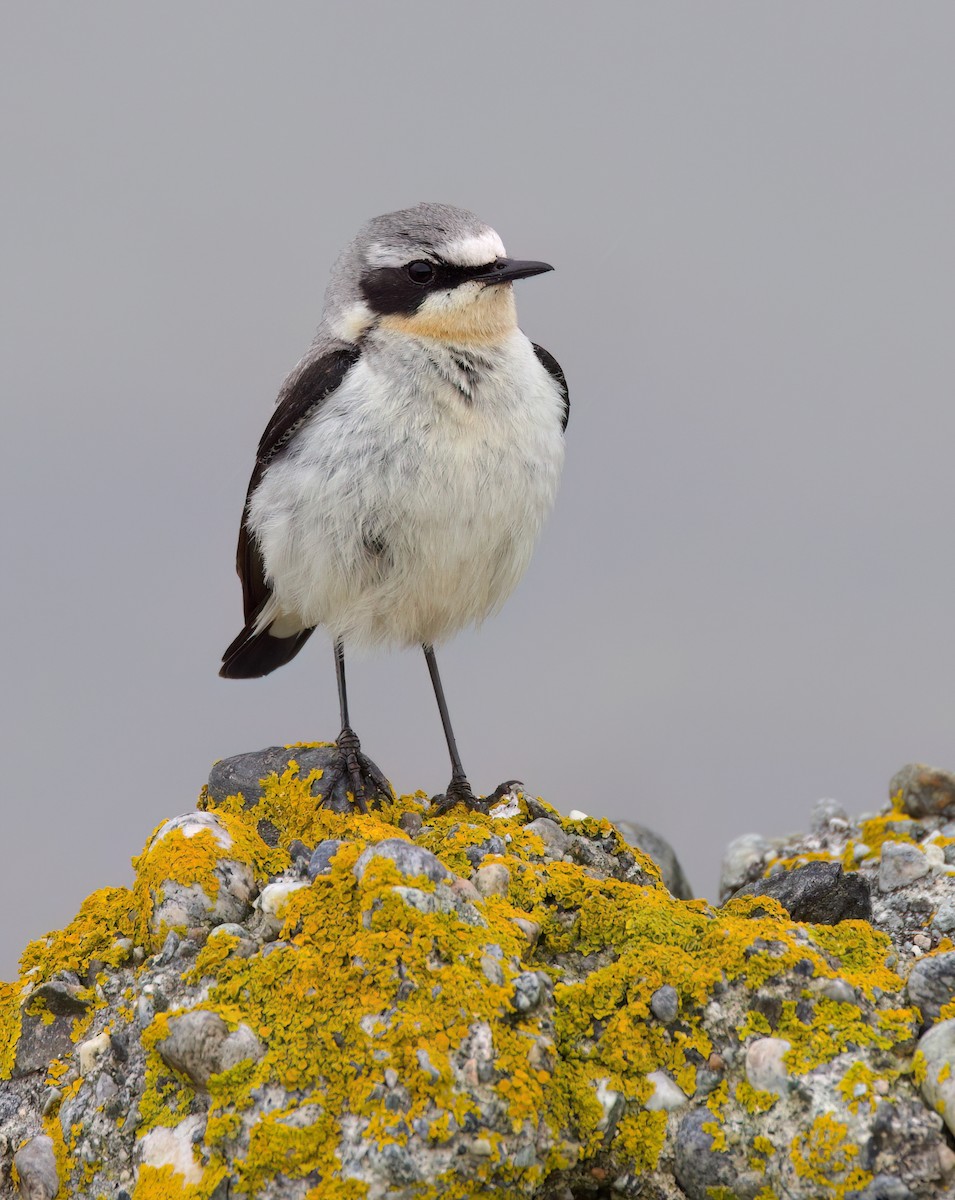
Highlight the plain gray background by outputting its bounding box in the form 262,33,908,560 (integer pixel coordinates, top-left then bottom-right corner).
2,3,954,979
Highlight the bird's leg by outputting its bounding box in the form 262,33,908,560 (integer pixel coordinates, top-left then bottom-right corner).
316,640,392,812
423,644,522,815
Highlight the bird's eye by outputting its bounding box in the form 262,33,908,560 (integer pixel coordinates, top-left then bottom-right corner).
407,261,434,284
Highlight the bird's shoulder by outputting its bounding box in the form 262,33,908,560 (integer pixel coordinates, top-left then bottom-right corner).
255,344,362,470
530,342,569,432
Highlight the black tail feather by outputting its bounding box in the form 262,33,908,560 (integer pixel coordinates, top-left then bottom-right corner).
220,622,315,679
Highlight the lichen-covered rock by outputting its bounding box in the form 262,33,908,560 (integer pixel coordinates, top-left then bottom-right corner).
0,748,952,1198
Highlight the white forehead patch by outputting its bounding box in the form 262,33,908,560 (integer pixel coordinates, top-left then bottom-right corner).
439,229,507,267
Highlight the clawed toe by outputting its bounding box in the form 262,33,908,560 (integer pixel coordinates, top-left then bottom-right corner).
431,775,523,816
316,727,393,813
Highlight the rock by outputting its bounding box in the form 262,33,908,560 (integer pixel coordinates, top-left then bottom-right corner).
3,753,953,1200
158,1010,262,1089
891,763,955,818
306,839,345,879
208,744,391,814
719,832,773,901
879,842,931,891
139,812,256,936
616,819,694,899
730,861,872,924
13,1134,58,1199
649,985,679,1024
811,797,850,832
471,863,510,897
918,1019,955,1135
852,1177,914,1200
932,900,955,934
907,952,955,1027
744,1037,791,1096
353,838,449,884
644,1070,688,1111
674,1107,759,1200
138,1114,206,1186
524,817,572,860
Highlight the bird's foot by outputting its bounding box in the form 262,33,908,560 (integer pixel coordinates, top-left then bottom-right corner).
316,727,393,813
431,775,523,816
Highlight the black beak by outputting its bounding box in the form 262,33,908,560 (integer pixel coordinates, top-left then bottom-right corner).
473,257,554,284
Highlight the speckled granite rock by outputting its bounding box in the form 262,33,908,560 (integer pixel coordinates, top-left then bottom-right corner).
0,750,952,1198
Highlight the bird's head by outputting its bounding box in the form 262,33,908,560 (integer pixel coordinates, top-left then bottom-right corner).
324,203,552,347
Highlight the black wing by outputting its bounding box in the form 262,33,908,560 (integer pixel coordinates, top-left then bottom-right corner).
532,343,569,432
220,346,360,678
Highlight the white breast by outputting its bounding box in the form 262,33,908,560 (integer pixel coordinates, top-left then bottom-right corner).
248,329,566,649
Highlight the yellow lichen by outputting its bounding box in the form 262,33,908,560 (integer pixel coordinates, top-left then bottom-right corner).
0,759,922,1198
790,1113,873,1197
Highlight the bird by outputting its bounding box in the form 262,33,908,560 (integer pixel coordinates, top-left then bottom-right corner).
220,202,568,814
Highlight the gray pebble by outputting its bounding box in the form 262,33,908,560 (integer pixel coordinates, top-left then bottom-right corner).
933,901,955,934
13,1134,58,1200
512,972,543,1012
158,1010,263,1088
810,797,849,832
879,841,930,891
307,839,345,879
354,838,449,884
472,863,510,897
891,762,955,818
525,817,572,859
907,951,955,1027
650,985,679,1024
718,833,772,901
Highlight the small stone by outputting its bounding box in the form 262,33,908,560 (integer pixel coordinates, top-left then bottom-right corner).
719,833,773,900
512,972,543,1012
811,797,849,832
568,809,589,821
744,1037,791,1096
525,817,572,859
879,841,930,891
156,930,180,966
925,843,946,869
157,1010,253,1089
595,1078,623,1132
398,811,423,837
472,863,510,897
470,1138,493,1156
13,1134,58,1200
480,954,504,986
416,1048,441,1080
307,840,344,879
934,901,955,934
918,1019,955,1136
207,922,251,940
644,1070,688,1111
449,876,481,903
853,1177,914,1200
258,880,308,917
819,978,858,1005
353,839,449,884
891,763,955,818
512,918,540,948
650,985,679,1024
77,1030,111,1077
907,952,955,1027
138,1114,206,1186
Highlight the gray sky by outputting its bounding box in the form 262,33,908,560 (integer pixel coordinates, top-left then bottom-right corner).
2,3,954,978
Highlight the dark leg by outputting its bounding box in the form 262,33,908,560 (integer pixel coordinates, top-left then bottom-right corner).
316,640,391,812
424,644,521,814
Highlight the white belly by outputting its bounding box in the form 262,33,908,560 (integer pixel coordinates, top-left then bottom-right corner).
248,330,565,649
